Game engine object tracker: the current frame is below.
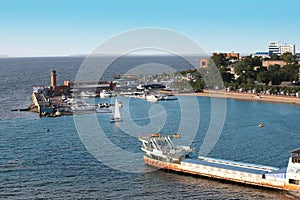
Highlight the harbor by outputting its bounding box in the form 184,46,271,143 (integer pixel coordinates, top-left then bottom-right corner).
2,56,300,199
27,70,180,117
28,70,115,117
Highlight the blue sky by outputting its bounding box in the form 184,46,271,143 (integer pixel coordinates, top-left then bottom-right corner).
0,0,299,56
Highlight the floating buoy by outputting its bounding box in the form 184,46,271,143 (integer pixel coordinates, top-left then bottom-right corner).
258,123,264,127
151,133,160,137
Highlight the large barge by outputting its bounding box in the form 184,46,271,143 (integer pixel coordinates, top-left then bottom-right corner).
138,135,300,194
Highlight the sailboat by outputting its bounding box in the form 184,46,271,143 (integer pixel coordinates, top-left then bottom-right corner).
110,99,123,122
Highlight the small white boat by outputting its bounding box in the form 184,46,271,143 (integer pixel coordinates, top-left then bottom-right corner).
80,91,97,98
110,99,122,122
71,102,96,111
100,90,116,98
119,92,133,97
100,90,111,98
96,107,112,113
158,94,178,101
146,94,158,102
98,102,110,108
54,110,61,116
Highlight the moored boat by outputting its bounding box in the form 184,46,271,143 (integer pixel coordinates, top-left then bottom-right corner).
158,94,178,101
146,94,158,102
96,107,112,113
138,135,300,194
79,90,97,98
100,90,115,98
71,102,96,111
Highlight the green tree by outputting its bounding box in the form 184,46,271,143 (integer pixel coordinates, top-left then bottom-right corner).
211,53,227,68
219,67,234,83
280,64,299,82
234,58,256,84
200,62,224,90
268,65,283,85
189,79,205,92
256,71,271,84
281,52,296,64
270,54,280,60
249,56,262,67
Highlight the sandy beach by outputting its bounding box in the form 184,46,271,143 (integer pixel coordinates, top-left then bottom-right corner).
178,90,300,105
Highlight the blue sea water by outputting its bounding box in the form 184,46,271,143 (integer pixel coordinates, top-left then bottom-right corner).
0,57,299,199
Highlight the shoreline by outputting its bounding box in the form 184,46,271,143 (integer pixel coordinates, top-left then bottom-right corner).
177,91,300,105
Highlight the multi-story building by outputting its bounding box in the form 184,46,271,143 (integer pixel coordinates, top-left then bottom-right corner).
280,44,295,55
268,41,280,55
268,41,296,55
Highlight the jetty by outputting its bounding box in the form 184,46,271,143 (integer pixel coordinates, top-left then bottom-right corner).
29,70,114,117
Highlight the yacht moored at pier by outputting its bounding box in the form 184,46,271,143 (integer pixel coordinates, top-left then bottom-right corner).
138,135,300,194
145,94,158,102
100,90,116,98
70,103,96,111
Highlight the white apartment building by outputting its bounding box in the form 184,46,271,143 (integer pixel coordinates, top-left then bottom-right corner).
268,41,280,55
280,44,295,55
269,41,296,55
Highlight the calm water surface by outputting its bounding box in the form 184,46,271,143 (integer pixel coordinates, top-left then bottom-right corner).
0,57,299,199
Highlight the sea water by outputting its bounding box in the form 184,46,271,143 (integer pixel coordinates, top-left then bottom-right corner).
0,57,299,199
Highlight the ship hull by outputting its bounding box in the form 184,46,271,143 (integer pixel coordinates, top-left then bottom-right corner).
144,156,182,171
143,156,300,193
140,135,300,196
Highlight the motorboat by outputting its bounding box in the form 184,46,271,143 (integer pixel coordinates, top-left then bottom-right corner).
71,102,96,111
79,91,97,98
158,94,178,101
96,107,112,113
100,90,113,98
146,94,158,102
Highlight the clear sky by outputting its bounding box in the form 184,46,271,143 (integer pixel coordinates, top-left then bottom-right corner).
1,0,299,57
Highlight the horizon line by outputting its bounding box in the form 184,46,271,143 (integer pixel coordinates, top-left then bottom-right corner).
0,52,265,58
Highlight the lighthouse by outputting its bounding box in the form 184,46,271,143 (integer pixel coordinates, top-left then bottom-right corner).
51,70,57,87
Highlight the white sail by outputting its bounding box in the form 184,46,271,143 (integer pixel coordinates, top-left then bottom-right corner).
114,99,121,119
110,98,122,122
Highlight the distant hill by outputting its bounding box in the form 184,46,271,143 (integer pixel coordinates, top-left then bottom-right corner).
68,54,87,57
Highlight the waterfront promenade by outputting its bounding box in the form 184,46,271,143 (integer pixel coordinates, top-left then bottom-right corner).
179,90,300,105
